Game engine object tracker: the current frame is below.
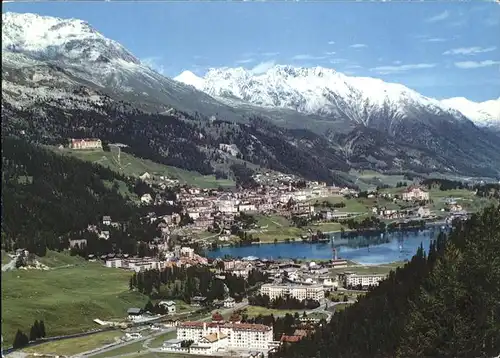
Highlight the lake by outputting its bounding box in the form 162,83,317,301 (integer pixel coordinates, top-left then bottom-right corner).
207,227,446,265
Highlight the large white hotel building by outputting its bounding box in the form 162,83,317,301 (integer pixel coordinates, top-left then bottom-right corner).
172,321,276,355
260,283,325,301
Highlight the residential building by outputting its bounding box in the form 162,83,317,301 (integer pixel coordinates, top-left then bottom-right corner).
105,258,122,268
190,332,229,355
99,231,110,240
162,338,184,353
226,261,254,278
127,307,144,321
344,273,386,288
69,238,87,249
223,297,235,308
141,194,153,205
238,203,257,212
102,216,112,226
191,296,207,306
159,301,176,314
260,283,324,301
417,206,431,218
176,321,274,352
68,138,102,150
402,186,430,201
180,247,195,259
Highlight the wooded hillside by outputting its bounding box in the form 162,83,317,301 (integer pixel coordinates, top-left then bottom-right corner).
273,205,500,358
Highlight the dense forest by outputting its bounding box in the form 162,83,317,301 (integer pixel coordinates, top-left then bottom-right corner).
1,137,178,256
1,137,136,253
272,205,500,358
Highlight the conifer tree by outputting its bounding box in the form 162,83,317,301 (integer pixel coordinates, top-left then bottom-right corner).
29,325,37,342
39,320,46,338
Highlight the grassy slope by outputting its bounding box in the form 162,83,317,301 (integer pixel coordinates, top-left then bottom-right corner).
54,147,234,189
22,331,123,356
37,250,89,268
1,261,148,346
348,169,412,191
148,330,176,348
242,306,305,318
254,214,302,242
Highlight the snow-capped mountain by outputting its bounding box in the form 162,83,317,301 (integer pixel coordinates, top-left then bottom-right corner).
1,12,247,118
2,12,139,64
441,97,500,129
174,66,473,129
3,11,500,178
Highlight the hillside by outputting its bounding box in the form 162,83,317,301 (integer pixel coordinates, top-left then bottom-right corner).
273,205,500,358
1,258,148,346
54,146,235,189
1,137,138,254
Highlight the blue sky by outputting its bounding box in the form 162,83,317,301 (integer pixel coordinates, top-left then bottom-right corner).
4,1,500,101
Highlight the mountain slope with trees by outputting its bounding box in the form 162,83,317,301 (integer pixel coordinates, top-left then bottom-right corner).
272,205,500,358
1,136,137,254
1,91,355,186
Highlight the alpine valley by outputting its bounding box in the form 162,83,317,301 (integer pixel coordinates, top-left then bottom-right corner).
2,12,500,185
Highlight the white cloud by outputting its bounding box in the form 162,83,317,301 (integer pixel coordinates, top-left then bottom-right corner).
328,41,335,45
423,37,448,43
370,63,437,74
291,54,327,60
324,51,336,56
393,60,402,65
346,64,362,69
350,44,367,49
141,56,165,75
426,10,450,23
329,58,348,64
454,60,500,69
443,46,497,56
236,58,255,64
261,52,279,57
250,61,276,74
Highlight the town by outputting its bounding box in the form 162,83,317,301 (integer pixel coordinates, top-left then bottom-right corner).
3,138,496,358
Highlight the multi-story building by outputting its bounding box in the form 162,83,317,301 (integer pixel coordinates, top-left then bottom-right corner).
402,186,430,201
68,138,102,150
180,247,195,259
176,321,274,352
344,273,386,288
260,284,324,301
225,261,254,278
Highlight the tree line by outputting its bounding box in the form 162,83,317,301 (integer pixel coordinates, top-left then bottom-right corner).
272,205,500,358
129,265,269,303
12,320,46,349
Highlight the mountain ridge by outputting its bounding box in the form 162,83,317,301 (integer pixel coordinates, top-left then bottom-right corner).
2,11,500,179
174,67,500,129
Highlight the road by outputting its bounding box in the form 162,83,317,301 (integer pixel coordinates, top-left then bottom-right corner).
25,298,345,358
81,300,249,358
